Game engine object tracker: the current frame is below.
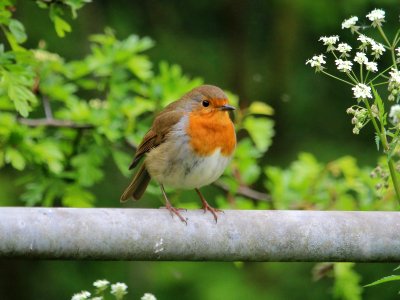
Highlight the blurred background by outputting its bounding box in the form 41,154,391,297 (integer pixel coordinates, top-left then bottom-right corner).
1,0,400,299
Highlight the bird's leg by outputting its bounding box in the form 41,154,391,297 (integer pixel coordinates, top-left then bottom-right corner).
195,188,223,223
160,184,187,224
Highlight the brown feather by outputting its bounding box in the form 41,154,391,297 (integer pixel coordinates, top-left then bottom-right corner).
120,164,151,201
128,110,185,170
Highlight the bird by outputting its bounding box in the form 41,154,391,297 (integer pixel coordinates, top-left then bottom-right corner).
120,85,236,223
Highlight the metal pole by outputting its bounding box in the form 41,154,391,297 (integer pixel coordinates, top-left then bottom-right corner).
0,207,399,261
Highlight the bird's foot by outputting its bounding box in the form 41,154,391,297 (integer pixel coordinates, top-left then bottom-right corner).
201,201,223,223
162,202,188,225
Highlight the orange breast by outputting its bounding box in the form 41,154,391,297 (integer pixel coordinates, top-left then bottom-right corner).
187,111,236,156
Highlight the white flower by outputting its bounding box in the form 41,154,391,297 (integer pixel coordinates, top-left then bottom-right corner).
357,34,374,51
71,291,91,300
111,282,128,298
396,48,400,63
352,83,372,99
319,35,339,51
389,68,400,85
389,69,400,99
306,54,326,72
93,279,110,289
354,52,368,64
336,43,352,57
342,16,359,33
335,59,353,73
366,9,385,27
389,104,400,125
141,293,157,300
370,41,385,59
365,61,378,72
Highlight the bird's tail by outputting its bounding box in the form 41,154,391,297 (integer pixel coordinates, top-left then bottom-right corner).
120,164,151,202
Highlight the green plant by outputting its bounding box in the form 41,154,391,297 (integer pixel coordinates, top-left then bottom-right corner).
0,1,273,210
306,8,400,204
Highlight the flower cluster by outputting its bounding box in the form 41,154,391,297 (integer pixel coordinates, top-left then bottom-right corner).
141,293,157,300
366,9,385,27
111,282,128,299
346,105,372,134
305,54,326,72
342,16,359,33
388,69,400,101
71,279,157,300
389,104,400,126
319,35,339,51
352,83,372,100
71,291,91,300
306,8,400,135
93,279,110,293
397,47,400,63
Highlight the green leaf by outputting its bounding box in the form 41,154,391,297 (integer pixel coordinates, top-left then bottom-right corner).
5,148,26,170
364,275,400,287
127,55,153,80
64,0,91,18
243,116,274,153
36,1,48,9
8,84,36,117
53,15,71,38
247,101,274,116
8,19,27,44
374,134,380,151
32,141,64,174
111,150,132,177
233,138,262,184
3,28,24,51
62,185,95,207
333,263,362,300
21,181,47,206
372,86,386,126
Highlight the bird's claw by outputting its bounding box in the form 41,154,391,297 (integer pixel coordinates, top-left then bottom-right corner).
201,202,223,223
162,204,188,225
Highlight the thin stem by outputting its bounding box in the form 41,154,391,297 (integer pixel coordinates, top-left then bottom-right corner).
321,70,354,86
368,64,395,85
377,26,391,48
377,26,399,69
372,81,389,87
364,99,400,204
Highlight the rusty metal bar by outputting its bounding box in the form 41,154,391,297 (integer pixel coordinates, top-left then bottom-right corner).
0,207,399,261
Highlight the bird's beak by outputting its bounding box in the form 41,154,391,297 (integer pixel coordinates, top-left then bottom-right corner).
219,104,235,111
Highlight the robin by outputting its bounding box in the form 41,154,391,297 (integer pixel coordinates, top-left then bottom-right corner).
120,85,236,223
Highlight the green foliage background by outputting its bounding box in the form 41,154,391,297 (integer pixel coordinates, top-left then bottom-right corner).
1,0,400,299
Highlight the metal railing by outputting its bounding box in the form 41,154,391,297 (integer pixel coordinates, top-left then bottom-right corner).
1,207,399,261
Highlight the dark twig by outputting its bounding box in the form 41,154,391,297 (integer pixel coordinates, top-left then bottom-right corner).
213,180,271,203
18,118,94,129
42,96,53,120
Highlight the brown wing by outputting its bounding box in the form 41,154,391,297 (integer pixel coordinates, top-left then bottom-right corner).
128,109,185,170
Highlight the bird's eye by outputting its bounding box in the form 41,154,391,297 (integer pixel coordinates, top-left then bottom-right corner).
202,100,210,107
